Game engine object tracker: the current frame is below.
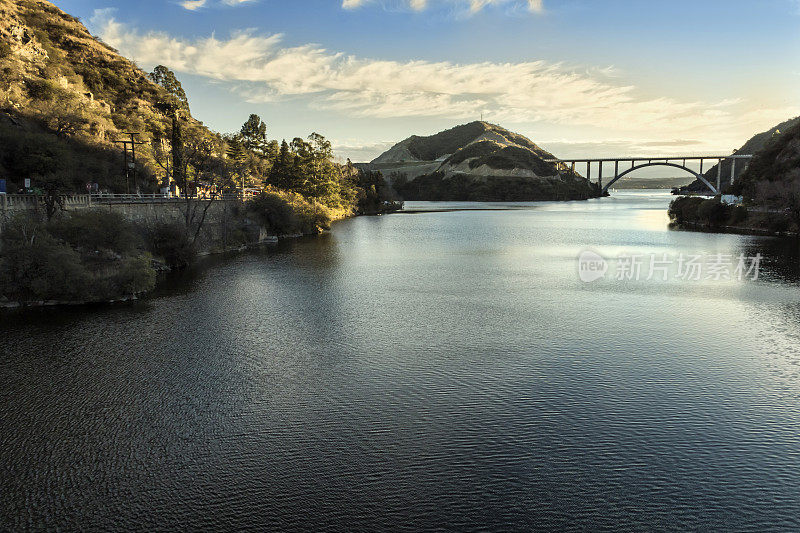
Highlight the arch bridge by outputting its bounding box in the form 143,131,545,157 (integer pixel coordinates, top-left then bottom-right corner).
543,155,753,195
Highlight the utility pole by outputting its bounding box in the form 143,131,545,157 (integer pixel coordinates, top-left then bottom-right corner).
113,133,146,194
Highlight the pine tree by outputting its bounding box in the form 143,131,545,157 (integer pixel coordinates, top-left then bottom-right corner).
240,114,268,154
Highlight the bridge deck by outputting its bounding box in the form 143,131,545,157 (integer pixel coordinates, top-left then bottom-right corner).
543,155,753,164
542,154,754,195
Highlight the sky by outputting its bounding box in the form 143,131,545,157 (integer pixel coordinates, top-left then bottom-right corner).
53,0,800,162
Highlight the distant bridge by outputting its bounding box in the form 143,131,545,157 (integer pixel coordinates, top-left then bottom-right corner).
543,155,754,195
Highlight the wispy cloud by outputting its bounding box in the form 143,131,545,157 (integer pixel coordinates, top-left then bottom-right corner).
90,11,798,152
181,0,207,11
180,0,255,10
342,0,543,14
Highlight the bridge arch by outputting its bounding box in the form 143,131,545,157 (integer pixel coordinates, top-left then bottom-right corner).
602,162,717,195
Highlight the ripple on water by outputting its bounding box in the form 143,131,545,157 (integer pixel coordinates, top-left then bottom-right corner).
2,192,800,531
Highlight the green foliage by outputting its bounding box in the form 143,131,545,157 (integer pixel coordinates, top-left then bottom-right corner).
668,196,750,229
0,210,158,304
265,133,347,206
246,192,299,235
404,122,547,162
446,141,504,166
24,78,57,101
0,212,90,301
696,199,730,227
0,122,137,193
406,122,491,161
354,169,403,214
240,114,268,153
397,172,597,201
734,120,800,199
246,189,334,235
145,221,196,268
729,205,748,225
49,210,141,255
114,254,156,295
468,145,558,176
149,65,189,111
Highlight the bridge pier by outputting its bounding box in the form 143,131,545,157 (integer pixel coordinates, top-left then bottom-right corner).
543,155,751,196
598,161,603,189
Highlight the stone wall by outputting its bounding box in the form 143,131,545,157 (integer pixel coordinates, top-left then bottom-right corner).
0,196,266,252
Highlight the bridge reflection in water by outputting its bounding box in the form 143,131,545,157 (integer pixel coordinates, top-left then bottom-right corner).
544,154,753,194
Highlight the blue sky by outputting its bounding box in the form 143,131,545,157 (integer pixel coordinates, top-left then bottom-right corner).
54,0,800,161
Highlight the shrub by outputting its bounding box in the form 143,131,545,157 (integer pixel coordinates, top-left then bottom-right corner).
24,78,57,101
696,199,730,227
0,214,90,301
0,211,157,303
668,196,704,225
0,41,12,59
246,192,299,235
247,189,334,235
293,201,333,233
114,254,156,295
729,205,748,225
145,221,196,268
49,209,140,255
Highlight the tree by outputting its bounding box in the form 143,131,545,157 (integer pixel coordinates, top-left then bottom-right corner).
149,66,235,248
756,178,800,230
151,66,187,197
268,140,294,191
37,95,91,137
149,65,189,112
38,172,71,221
226,136,248,195
240,114,268,154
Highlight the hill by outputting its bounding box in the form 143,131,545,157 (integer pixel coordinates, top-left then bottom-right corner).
732,119,800,198
669,120,800,235
0,0,204,192
370,121,599,201
682,116,800,193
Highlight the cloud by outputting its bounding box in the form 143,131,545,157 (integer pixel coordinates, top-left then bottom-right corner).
90,12,799,152
341,0,543,14
181,0,255,10
181,0,207,11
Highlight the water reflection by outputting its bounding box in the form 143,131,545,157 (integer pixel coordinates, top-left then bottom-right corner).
2,191,800,531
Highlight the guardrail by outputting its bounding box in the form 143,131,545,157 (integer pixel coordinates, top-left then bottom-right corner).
90,193,246,203
1,194,93,212
1,193,248,212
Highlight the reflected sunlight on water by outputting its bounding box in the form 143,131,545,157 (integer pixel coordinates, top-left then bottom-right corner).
2,191,800,531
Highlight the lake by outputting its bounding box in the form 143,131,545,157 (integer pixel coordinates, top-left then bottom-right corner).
3,191,800,530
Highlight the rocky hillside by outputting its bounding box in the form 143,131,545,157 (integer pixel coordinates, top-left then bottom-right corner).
370,121,598,201
682,116,800,193
732,119,800,198
0,0,220,193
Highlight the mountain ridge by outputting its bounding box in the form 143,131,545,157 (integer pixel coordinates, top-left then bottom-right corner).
370,121,599,201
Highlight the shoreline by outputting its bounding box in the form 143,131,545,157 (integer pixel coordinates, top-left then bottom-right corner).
1,229,320,311
0,208,396,311
671,221,798,238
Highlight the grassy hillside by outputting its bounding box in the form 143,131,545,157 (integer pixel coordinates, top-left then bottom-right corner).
372,121,595,201
0,0,403,305
0,0,195,192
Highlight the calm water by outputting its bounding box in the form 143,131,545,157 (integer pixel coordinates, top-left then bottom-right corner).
3,191,800,531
